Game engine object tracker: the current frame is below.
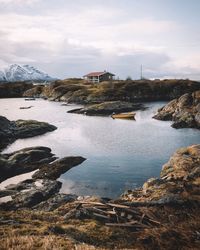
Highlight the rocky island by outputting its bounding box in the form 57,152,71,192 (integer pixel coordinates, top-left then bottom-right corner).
67,101,144,116
23,78,200,104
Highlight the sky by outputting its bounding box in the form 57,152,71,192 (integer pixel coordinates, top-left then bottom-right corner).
0,0,200,80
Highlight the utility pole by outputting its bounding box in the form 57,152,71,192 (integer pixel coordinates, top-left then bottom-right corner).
140,64,143,80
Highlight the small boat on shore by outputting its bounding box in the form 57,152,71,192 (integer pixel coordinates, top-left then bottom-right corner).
111,112,136,120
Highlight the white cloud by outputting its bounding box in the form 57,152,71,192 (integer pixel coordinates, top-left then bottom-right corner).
0,11,174,55
0,0,39,4
0,3,199,79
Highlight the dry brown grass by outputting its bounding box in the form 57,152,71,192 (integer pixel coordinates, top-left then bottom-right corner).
0,203,200,250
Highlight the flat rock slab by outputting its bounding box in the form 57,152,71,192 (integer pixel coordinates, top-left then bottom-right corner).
0,146,86,209
0,146,56,182
68,101,145,116
0,116,57,151
33,156,86,180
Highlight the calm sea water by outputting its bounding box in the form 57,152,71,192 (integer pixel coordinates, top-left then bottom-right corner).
0,98,199,198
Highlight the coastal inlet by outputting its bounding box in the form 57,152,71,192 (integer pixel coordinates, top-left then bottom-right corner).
0,98,200,198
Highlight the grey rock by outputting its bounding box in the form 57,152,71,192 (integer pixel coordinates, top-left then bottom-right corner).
34,193,77,211
68,101,144,116
10,179,62,209
0,116,57,151
32,156,86,180
153,91,200,129
0,146,56,182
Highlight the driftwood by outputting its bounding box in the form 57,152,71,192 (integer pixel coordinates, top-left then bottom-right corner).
64,200,162,230
105,222,147,228
19,106,33,109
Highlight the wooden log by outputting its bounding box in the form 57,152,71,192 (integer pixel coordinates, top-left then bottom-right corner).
75,201,106,206
139,213,145,223
87,207,116,216
121,207,141,216
122,199,187,207
144,217,161,225
107,203,130,209
127,214,133,220
105,222,147,228
93,213,111,220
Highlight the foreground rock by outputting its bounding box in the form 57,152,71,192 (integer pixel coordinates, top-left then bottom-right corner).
0,116,57,150
1,179,62,209
0,147,56,182
0,145,200,249
68,101,144,116
0,177,77,210
0,146,86,209
32,156,86,180
0,146,86,183
153,91,200,129
121,144,200,204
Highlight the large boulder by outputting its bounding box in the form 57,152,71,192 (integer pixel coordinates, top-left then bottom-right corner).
0,116,57,151
153,91,200,129
0,147,56,182
23,85,44,98
0,147,86,183
14,119,57,138
153,99,178,121
32,156,86,180
0,148,86,209
0,179,62,209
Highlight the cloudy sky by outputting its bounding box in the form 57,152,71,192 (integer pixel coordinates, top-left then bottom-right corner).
0,0,200,79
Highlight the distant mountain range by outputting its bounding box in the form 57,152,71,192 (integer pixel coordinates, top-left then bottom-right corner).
0,64,56,82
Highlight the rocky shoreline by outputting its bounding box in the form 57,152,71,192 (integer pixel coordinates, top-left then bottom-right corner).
0,140,200,248
0,146,85,210
0,81,200,248
22,78,200,104
121,144,200,204
153,91,200,129
5,143,200,210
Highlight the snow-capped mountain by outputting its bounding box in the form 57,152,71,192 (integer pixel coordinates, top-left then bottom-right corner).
0,71,6,81
0,64,55,82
